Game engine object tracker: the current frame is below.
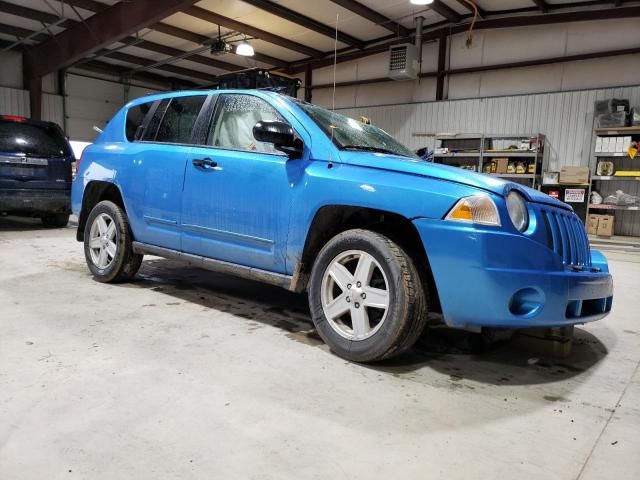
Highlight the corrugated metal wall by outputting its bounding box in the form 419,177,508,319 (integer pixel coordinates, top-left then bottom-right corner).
0,87,30,117
1,86,64,126
339,85,640,236
1,75,158,142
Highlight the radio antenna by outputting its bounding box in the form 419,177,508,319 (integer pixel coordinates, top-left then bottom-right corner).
328,13,339,169
331,13,338,112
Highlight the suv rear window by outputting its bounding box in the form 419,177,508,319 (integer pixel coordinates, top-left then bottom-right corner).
154,95,207,144
125,102,153,141
0,120,71,157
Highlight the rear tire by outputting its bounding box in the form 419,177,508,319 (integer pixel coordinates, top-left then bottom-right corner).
83,200,142,283
308,229,428,363
41,213,69,228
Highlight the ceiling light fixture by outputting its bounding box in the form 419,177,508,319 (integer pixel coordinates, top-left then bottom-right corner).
410,0,434,5
236,41,255,57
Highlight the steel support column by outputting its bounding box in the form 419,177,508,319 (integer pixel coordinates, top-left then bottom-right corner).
436,30,447,101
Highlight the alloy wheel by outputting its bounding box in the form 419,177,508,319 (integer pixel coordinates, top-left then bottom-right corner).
88,213,118,269
320,250,390,341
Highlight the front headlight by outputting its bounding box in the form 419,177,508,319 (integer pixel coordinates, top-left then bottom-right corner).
506,191,529,232
445,194,501,226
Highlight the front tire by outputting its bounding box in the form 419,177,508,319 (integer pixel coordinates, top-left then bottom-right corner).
83,200,142,283
308,229,428,363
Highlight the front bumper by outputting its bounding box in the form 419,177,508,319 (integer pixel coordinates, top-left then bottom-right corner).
0,189,71,215
413,218,613,329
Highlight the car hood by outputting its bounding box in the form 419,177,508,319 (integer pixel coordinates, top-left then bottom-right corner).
339,151,571,210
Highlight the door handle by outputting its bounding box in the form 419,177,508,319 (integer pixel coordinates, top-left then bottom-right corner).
192,157,218,168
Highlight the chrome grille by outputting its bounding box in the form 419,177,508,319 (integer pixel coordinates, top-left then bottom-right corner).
541,209,591,267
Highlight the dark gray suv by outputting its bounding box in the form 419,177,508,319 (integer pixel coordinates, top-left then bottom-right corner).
0,115,72,227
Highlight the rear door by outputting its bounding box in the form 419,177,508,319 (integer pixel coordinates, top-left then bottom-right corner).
0,116,72,191
122,94,209,251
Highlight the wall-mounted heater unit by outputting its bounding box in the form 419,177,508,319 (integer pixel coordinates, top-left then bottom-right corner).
388,44,419,80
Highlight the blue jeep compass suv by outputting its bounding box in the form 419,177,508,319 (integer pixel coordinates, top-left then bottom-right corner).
72,90,613,362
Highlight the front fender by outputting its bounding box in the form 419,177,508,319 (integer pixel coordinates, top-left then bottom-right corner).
285,160,488,274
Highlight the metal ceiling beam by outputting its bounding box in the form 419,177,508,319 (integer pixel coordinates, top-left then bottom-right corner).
327,0,410,37
0,3,240,71
121,39,239,72
102,51,218,82
0,1,73,27
26,0,200,77
242,0,366,49
182,5,323,58
1,22,212,87
74,60,198,89
470,5,640,28
0,22,48,42
59,0,290,67
1,2,270,73
531,0,549,13
451,0,487,18
429,1,462,23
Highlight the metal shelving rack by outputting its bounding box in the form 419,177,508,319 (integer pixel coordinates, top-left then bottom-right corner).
588,126,640,237
432,133,546,188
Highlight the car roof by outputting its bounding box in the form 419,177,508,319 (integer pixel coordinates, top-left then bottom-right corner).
125,89,286,108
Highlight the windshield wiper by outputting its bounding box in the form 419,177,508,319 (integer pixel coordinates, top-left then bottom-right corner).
340,145,398,155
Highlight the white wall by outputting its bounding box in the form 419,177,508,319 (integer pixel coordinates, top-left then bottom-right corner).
310,19,640,109
0,86,64,127
0,71,159,142
64,74,158,141
0,51,58,93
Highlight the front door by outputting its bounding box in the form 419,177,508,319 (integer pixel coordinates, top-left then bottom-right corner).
181,93,294,274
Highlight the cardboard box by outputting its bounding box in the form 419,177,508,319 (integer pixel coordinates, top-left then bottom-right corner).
587,214,600,235
615,137,624,152
607,137,617,152
494,158,509,174
623,136,632,151
597,215,615,237
559,166,590,184
601,137,610,152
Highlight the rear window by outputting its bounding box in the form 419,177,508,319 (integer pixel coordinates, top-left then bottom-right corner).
125,102,153,141
0,120,71,157
141,99,168,141
154,95,207,144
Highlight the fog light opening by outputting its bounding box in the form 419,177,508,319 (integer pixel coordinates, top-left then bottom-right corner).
509,287,545,318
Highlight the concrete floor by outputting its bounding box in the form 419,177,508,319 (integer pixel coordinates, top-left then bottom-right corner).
1,216,639,480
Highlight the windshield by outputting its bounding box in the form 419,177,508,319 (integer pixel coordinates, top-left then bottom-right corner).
293,100,416,158
0,120,71,157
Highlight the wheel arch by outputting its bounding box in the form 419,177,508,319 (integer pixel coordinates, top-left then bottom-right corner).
293,204,441,313
76,181,127,241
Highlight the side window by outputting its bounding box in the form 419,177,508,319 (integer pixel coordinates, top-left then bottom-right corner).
125,102,152,141
155,95,207,144
208,94,286,154
142,99,169,141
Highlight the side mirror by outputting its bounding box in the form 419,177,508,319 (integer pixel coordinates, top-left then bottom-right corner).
253,120,303,158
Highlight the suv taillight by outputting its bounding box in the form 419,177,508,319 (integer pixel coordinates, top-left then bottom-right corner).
1,115,27,122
